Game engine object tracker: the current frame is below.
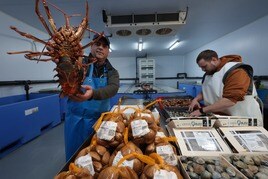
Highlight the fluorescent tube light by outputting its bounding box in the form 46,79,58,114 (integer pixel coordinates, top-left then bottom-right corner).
169,40,180,50
109,48,112,52
138,42,143,51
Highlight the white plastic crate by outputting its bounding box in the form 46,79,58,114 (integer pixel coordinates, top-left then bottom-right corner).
138,58,155,85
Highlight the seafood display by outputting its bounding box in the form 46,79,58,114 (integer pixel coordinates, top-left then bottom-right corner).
109,142,145,175
145,131,178,166
157,96,193,119
54,97,268,178
74,141,111,177
128,109,160,145
55,163,94,179
55,99,184,179
94,112,127,148
7,0,102,96
180,156,246,179
140,153,183,179
167,110,192,117
160,98,192,108
98,166,138,179
224,154,268,178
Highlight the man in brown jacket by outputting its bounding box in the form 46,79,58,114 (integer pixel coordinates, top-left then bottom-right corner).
189,49,263,126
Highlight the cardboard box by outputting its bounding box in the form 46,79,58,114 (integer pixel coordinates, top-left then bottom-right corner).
171,128,232,156
166,116,215,128
166,115,258,129
178,155,247,179
211,115,258,127
218,126,268,153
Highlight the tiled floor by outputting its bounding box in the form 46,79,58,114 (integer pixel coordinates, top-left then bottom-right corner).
0,122,65,179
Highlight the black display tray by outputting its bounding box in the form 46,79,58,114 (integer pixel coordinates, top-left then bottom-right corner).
155,95,193,118
162,107,191,119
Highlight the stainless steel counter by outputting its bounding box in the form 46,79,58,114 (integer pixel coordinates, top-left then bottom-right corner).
118,83,184,93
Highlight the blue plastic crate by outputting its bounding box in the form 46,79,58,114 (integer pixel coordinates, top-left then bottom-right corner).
0,103,25,158
178,83,195,97
32,92,67,121
0,93,61,158
257,89,268,103
194,85,202,97
59,97,68,120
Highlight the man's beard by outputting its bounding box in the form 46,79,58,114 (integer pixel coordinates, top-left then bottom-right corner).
206,69,216,75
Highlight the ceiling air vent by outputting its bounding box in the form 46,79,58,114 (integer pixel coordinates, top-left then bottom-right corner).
136,29,151,36
116,29,132,36
104,8,188,37
134,14,155,23
111,15,132,24
157,13,180,22
107,12,186,27
156,28,172,35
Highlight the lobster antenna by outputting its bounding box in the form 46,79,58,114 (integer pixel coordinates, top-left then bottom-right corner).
46,1,81,29
86,28,102,38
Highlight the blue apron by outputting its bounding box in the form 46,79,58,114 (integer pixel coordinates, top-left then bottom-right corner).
64,64,110,161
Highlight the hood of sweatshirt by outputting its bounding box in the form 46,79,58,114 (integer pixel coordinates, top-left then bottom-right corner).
216,55,242,71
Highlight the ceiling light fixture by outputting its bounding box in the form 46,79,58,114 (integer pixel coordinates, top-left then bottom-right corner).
169,40,180,50
138,42,143,51
109,48,112,52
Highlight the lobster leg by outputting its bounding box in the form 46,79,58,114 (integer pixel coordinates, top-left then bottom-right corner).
8,50,53,61
27,57,54,62
41,0,57,33
7,50,46,55
24,52,53,61
9,26,51,46
35,0,53,36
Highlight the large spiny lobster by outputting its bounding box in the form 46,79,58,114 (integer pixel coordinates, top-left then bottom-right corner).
7,0,103,96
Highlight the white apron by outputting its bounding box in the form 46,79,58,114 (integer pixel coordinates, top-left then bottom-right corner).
202,62,263,126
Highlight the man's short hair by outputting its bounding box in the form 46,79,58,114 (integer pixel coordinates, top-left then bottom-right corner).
196,50,218,63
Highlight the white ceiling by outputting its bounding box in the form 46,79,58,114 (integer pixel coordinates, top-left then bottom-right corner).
1,0,268,57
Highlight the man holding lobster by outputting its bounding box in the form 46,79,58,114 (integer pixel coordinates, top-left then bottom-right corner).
6,0,119,161
63,34,119,160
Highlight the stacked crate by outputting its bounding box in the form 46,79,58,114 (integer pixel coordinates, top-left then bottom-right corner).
138,58,155,85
